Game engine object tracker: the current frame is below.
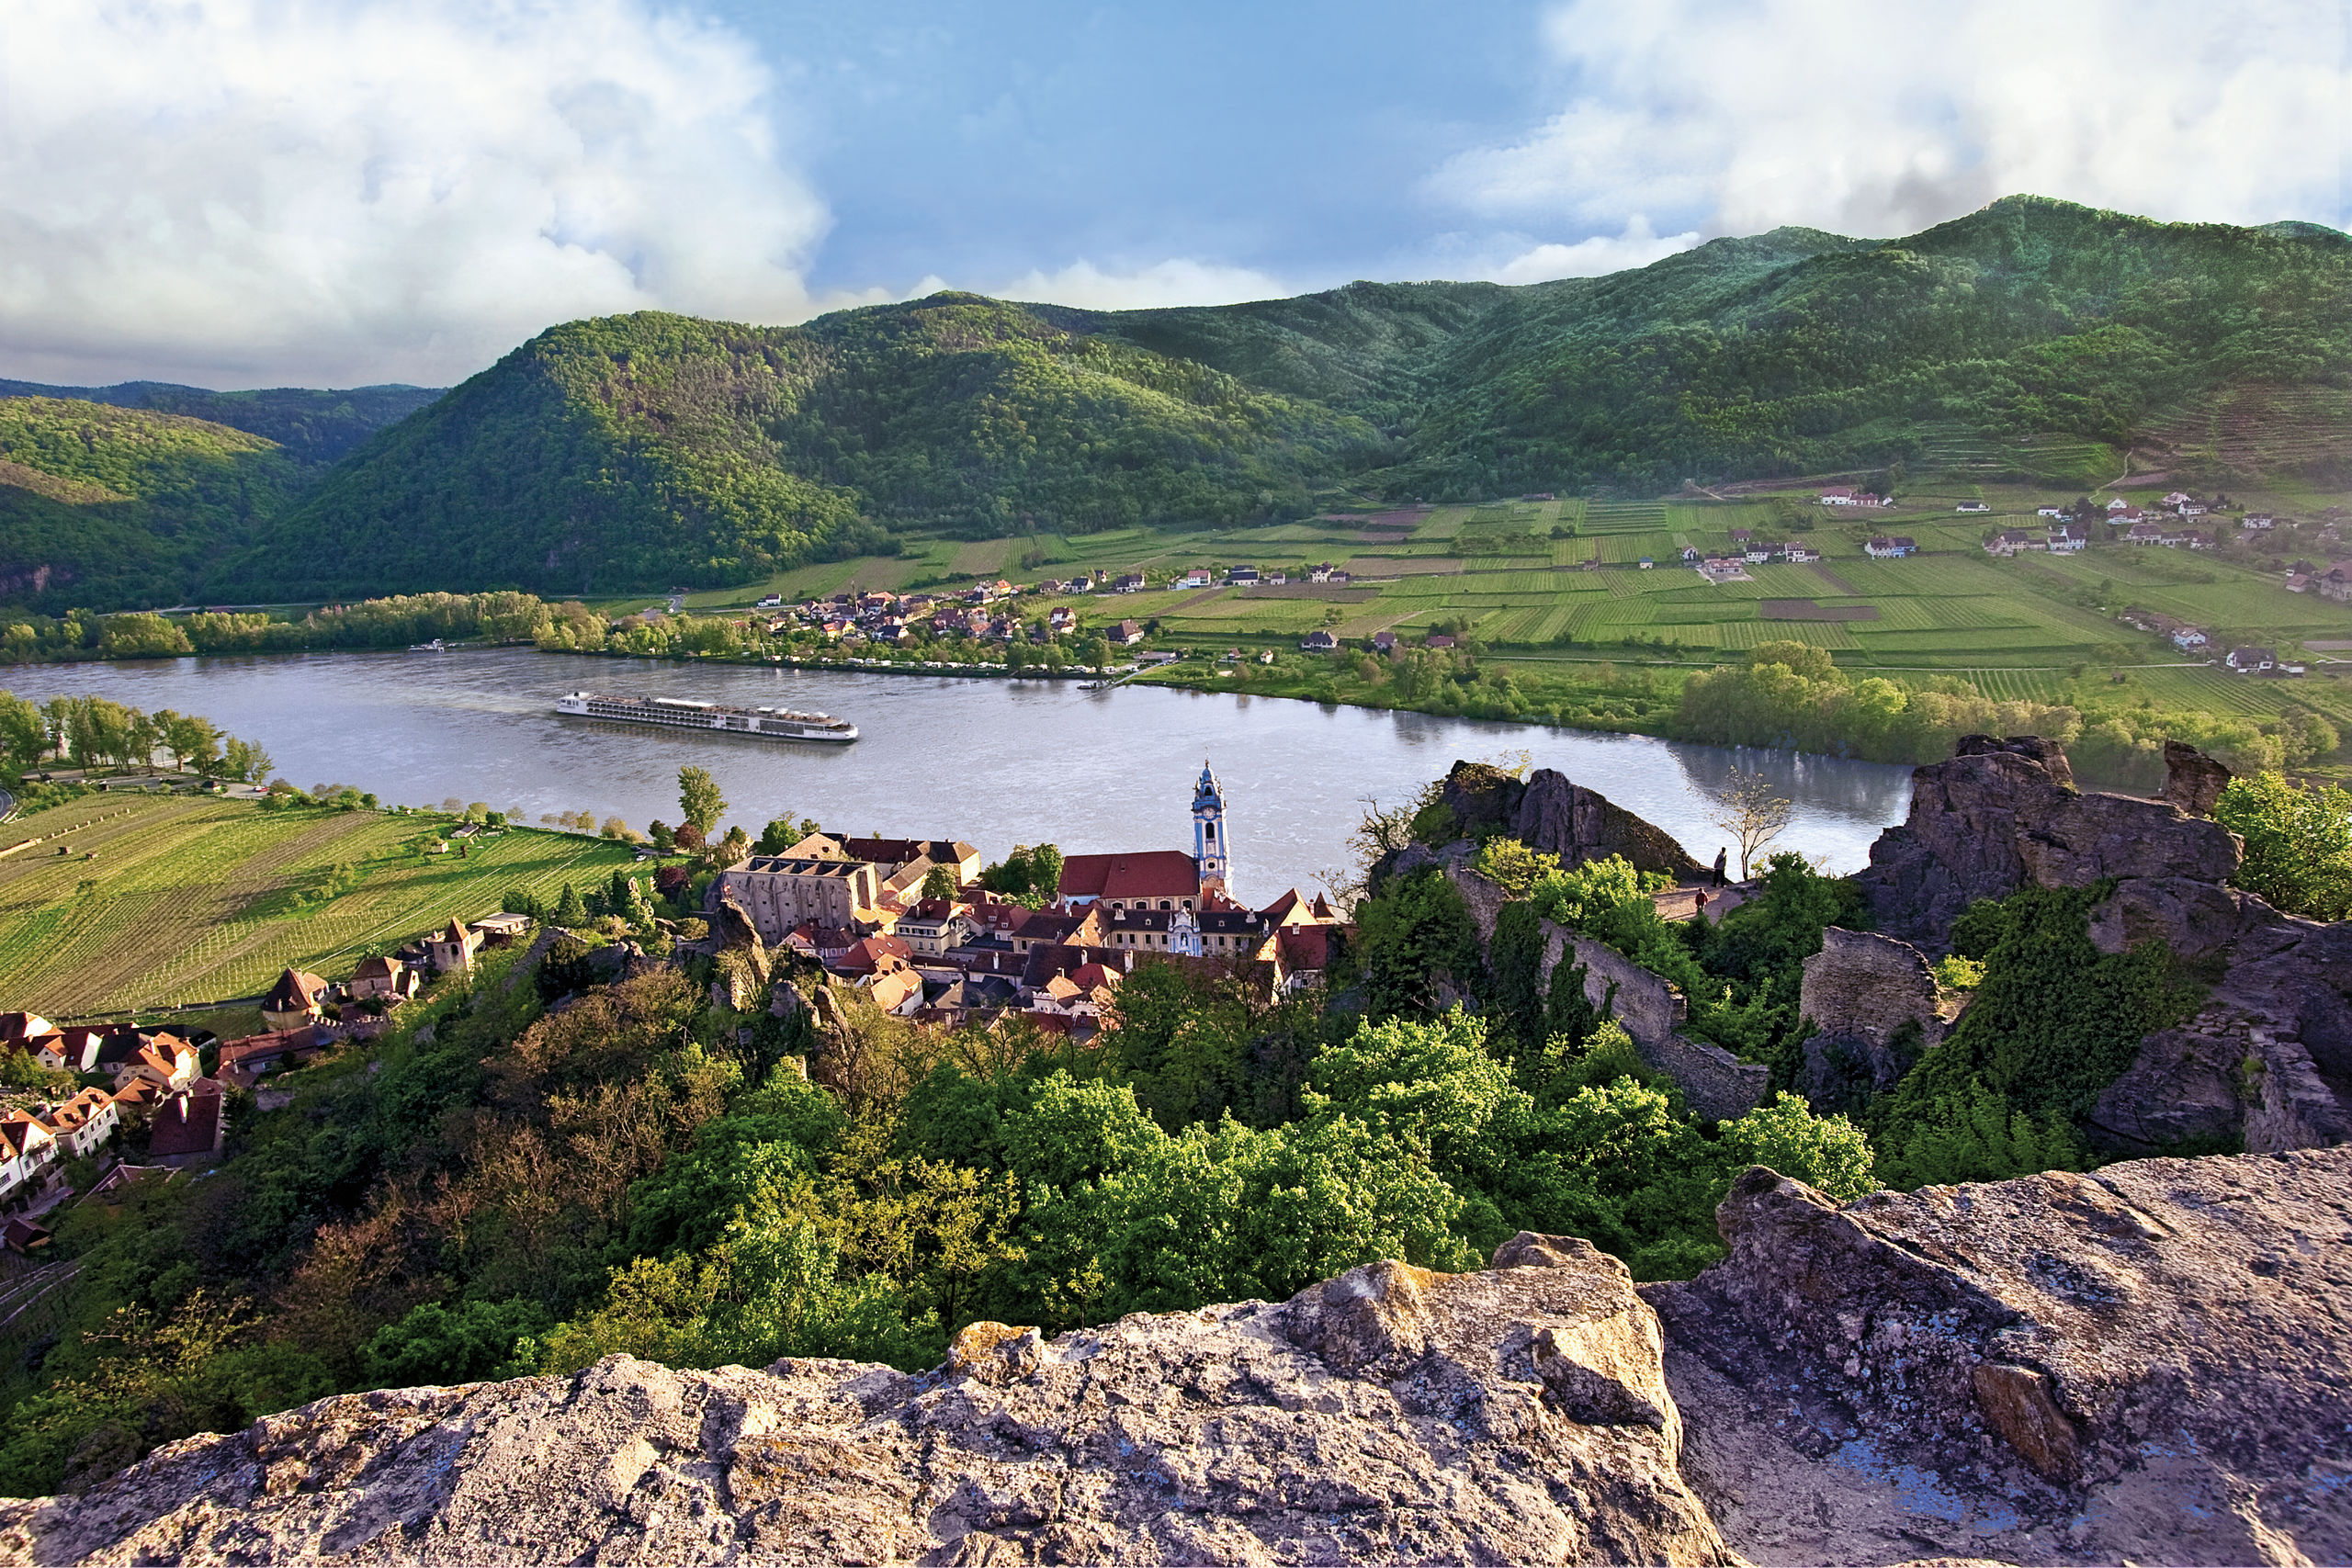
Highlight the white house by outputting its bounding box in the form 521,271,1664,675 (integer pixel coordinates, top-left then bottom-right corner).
1864,536,1917,558
2172,627,2211,649
0,1114,59,1209
2048,529,2086,554
1179,568,1213,589
1956,501,1991,514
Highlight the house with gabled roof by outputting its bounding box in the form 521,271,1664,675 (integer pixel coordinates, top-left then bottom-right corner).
0,1112,59,1209
149,1081,227,1162
262,967,332,1029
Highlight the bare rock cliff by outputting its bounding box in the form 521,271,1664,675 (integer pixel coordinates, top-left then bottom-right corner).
1439,761,1708,880
6,1151,2346,1567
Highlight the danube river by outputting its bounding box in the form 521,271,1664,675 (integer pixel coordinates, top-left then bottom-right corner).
2,650,1914,901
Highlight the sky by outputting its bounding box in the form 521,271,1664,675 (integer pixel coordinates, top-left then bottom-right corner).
3,0,2347,389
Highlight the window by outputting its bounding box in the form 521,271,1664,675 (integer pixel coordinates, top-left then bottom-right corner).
1159,900,1170,910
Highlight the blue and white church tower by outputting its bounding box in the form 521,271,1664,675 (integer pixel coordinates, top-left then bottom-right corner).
1192,760,1229,893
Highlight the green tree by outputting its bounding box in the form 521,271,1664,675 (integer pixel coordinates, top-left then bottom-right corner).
553,883,591,928
921,864,960,901
2215,772,2352,919
756,815,821,855
678,766,727,837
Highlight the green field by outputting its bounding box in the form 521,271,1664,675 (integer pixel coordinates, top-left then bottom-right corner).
664,471,2352,750
0,796,640,1018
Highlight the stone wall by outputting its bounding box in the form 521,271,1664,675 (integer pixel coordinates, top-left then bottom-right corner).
1793,927,1947,1109
1540,921,1767,1123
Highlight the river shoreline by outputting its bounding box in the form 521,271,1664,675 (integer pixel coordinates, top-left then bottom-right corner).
0,649,1918,895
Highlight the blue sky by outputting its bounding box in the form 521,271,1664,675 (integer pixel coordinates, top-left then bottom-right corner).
3,0,2346,388
704,0,1568,299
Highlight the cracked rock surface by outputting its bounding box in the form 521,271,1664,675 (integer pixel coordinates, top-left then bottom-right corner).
1648,1147,2352,1566
0,1235,1729,1566
4,1150,2346,1566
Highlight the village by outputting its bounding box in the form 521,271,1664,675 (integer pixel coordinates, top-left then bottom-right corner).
0,761,1348,1242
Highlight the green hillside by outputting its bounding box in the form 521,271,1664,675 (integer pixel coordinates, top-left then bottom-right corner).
3,196,2347,609
235,299,1385,597
0,380,443,466
1394,197,2352,492
0,398,301,612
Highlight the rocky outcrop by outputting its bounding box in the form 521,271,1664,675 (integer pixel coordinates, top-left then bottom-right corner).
2087,912,2352,1154
1437,760,1707,879
12,1153,2349,1566
1842,737,2352,1152
1648,1146,2352,1567
1856,736,2240,947
2163,739,2233,816
1795,928,1950,1110
0,1236,1733,1567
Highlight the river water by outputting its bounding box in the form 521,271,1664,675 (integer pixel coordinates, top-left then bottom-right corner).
1,650,1914,901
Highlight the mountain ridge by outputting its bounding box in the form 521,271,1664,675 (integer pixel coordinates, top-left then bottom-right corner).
3,195,2347,607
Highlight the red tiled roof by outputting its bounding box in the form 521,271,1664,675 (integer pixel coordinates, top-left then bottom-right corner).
1057,851,1200,902
835,935,914,976
149,1084,223,1158
1279,925,1335,971
264,968,330,1011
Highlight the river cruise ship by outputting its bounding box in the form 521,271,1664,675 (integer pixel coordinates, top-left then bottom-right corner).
554,692,858,743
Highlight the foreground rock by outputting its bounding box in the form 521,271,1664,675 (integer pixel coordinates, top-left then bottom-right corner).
0,1238,1731,1566
1651,1145,2352,1566
7,1151,2349,1565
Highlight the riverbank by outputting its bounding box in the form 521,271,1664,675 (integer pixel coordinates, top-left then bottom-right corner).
0,650,1921,892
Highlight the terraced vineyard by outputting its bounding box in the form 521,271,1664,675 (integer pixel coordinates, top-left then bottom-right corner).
0,796,639,1018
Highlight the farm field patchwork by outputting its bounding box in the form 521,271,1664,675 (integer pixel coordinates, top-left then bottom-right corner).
0,796,639,1019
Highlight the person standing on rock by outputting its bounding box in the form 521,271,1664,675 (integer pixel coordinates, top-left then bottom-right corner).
1712,848,1728,887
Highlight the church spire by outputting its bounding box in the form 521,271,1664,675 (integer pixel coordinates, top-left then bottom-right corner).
1193,760,1228,893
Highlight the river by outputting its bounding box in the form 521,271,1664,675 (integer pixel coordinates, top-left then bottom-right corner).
1,650,1914,901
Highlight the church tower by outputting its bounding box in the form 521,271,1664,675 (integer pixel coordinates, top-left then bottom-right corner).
1192,761,1229,894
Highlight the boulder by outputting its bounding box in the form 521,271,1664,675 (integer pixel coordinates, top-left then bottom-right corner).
2162,739,2233,817
1856,737,2240,946
1647,1147,2352,1566
1,1241,1732,1567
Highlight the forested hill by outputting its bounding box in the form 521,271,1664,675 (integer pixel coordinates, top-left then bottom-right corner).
1391,197,2352,492
3,195,2347,607
0,398,302,612
0,380,443,467
232,298,1387,599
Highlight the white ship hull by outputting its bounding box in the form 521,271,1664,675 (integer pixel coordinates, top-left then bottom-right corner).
554,692,858,742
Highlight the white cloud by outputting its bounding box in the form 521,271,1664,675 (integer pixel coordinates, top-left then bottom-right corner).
1487,218,1702,284
0,0,829,388
986,258,1291,311
1436,0,2352,243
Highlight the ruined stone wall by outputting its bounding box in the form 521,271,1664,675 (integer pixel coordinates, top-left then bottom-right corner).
1540,922,1767,1122
1798,928,1945,1051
